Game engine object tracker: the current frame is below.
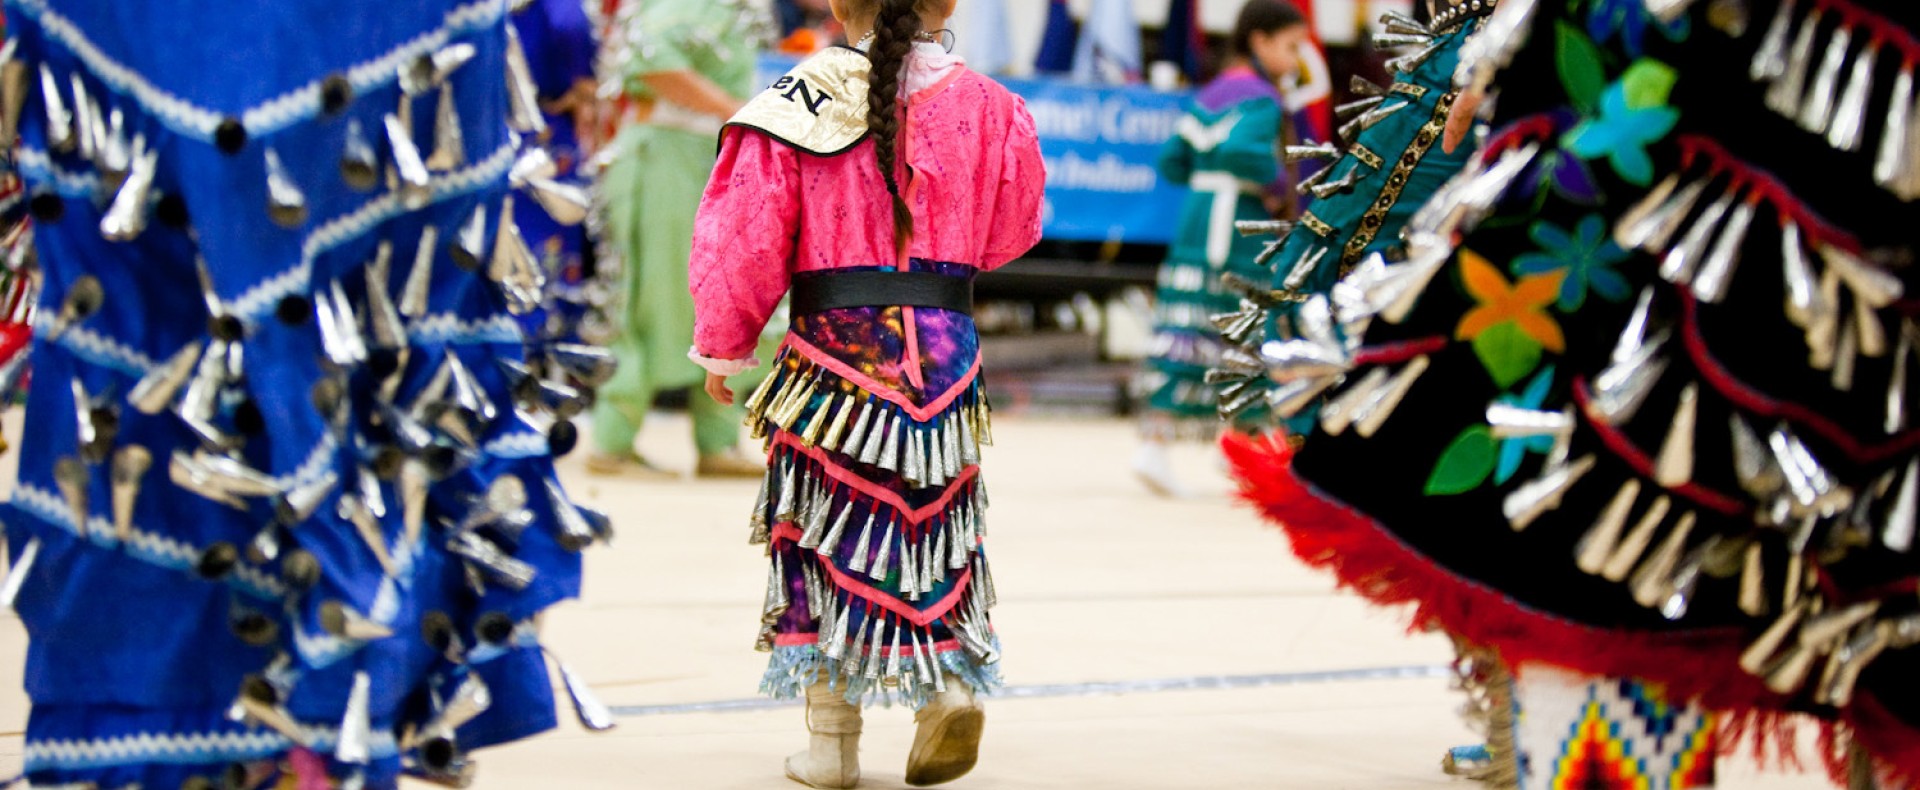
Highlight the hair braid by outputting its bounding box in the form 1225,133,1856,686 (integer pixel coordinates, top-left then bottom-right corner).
866,0,921,258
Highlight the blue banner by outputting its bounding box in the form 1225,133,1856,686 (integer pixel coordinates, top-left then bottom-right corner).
759,55,1189,245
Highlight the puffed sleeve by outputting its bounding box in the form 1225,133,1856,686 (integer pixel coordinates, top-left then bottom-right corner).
981,98,1047,270
690,127,801,362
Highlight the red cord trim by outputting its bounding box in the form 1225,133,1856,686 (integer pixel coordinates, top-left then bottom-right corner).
1483,114,1560,160
783,334,982,421
1678,293,1920,465
1675,135,1864,255
1569,379,1749,516
1809,0,1920,66
1354,336,1448,366
773,432,980,523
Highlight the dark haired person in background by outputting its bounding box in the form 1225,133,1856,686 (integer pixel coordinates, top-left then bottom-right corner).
1136,0,1312,497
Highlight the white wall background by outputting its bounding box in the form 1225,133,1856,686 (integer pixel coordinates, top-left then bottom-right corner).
947,0,1417,76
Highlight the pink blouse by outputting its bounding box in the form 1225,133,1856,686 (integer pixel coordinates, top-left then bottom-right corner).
688,63,1047,362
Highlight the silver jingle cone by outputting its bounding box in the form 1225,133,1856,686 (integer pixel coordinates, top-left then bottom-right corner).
109,445,152,543
384,113,434,209
263,148,309,228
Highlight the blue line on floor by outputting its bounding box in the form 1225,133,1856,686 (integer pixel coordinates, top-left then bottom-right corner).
605,664,1451,717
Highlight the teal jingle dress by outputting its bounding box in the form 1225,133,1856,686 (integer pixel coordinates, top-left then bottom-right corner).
1144,66,1292,434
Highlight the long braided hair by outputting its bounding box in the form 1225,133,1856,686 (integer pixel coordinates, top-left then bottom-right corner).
864,0,926,258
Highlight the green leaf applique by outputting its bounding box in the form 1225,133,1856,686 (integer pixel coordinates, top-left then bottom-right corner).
1471,321,1546,389
1426,425,1498,496
1556,21,1608,113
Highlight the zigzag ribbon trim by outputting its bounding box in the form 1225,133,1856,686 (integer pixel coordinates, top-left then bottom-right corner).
14,146,99,197
30,315,158,376
409,312,525,346
482,430,549,459
289,530,425,668
269,433,342,491
228,139,516,320
11,483,287,599
7,0,505,142
465,618,541,665
24,725,400,771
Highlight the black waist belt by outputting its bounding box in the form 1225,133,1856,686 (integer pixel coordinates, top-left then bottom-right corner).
790,271,974,316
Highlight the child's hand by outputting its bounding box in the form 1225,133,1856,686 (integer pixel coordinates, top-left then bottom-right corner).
704,372,736,406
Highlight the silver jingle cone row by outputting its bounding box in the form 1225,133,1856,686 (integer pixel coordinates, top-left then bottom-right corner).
759,554,1000,705
742,346,991,490
750,446,989,605
1738,594,1920,708
1744,0,1920,199
1209,145,1545,432
1609,151,1907,427
13,37,586,240
1451,0,1539,96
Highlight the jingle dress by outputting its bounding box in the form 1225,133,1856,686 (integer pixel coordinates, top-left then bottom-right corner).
1145,66,1293,433
509,0,597,344
1214,8,1529,781
689,44,1045,706
1225,0,1920,785
2,2,610,787
1221,13,1481,437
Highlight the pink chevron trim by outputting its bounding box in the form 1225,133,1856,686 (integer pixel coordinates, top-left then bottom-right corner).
783,335,981,422
775,432,980,523
772,522,977,626
773,632,967,653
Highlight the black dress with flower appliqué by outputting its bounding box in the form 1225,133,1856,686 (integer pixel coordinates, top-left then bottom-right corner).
1227,0,1920,784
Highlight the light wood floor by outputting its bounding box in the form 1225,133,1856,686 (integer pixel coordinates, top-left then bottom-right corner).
0,414,1837,788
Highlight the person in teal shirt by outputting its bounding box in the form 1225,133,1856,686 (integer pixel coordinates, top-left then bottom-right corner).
1135,0,1312,497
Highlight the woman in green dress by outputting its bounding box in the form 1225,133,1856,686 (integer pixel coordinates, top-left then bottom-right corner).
591,0,781,478
1135,0,1311,496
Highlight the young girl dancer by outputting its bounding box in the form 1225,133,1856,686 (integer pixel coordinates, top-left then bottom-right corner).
688,0,1044,786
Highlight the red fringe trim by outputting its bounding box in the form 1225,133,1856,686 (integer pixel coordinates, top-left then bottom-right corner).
1215,431,1920,783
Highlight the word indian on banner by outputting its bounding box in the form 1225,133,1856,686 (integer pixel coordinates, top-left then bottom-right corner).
757,55,1190,245
1002,75,1187,245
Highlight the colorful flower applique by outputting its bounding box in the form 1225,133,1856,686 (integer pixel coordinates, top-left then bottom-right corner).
1584,0,1689,57
1424,366,1562,495
1494,366,1559,485
1565,60,1680,186
1455,249,1566,388
1514,214,1631,311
